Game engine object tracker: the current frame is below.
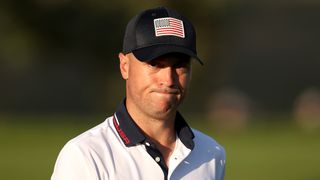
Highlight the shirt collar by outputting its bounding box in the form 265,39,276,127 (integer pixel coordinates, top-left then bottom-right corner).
113,99,195,149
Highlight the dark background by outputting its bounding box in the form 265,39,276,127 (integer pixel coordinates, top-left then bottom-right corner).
1,0,319,118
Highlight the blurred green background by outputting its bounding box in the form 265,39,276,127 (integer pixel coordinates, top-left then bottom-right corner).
1,0,320,179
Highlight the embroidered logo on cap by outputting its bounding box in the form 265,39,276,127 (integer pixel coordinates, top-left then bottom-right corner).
154,17,185,38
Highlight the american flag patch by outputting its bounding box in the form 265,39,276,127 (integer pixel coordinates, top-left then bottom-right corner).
154,17,185,38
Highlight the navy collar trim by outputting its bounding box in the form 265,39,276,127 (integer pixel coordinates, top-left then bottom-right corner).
113,99,195,149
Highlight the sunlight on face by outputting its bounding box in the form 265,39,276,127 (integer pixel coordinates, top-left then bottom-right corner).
126,53,192,119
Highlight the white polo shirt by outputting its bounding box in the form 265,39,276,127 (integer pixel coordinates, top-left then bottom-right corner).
51,100,226,180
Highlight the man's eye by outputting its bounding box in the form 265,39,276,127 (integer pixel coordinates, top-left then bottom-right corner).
149,62,159,68
150,63,157,67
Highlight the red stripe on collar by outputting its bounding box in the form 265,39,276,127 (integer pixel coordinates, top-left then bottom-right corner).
113,116,131,145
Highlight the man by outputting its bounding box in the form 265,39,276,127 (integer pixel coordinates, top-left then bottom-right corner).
51,6,226,180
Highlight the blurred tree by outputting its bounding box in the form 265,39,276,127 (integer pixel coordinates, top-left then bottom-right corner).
1,0,320,118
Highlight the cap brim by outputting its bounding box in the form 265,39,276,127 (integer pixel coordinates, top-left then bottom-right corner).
132,45,204,65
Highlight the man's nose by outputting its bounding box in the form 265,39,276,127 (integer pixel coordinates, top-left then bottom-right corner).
160,66,178,87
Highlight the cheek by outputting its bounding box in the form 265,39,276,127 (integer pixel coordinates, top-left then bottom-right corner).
128,68,153,93
176,66,191,86
179,73,191,89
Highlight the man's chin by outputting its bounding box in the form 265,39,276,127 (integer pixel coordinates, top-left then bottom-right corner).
151,108,176,119
147,94,183,116
154,101,179,114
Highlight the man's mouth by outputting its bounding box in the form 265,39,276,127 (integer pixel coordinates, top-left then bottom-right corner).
154,89,180,95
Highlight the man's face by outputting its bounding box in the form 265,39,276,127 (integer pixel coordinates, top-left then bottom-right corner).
119,52,192,119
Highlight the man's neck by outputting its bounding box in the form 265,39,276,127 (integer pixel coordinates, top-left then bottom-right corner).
126,100,177,165
129,107,176,145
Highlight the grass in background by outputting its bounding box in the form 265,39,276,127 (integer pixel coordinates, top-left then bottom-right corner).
0,114,101,180
190,116,320,180
0,114,320,180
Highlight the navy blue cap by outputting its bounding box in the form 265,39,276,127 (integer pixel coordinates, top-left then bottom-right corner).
122,7,203,65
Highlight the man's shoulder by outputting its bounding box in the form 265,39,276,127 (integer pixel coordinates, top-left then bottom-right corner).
65,116,115,149
191,128,226,155
51,116,117,180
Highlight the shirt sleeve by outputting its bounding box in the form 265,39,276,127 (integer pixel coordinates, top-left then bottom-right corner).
216,145,226,180
51,141,97,180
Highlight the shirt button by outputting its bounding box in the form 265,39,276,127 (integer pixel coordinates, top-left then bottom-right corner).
155,157,161,162
145,142,150,146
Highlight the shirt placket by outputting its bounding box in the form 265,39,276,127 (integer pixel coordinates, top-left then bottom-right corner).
144,140,169,180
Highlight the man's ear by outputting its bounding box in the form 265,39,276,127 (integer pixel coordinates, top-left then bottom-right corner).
119,52,129,80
